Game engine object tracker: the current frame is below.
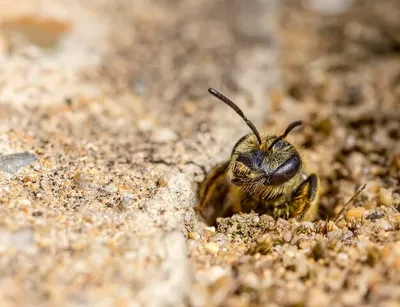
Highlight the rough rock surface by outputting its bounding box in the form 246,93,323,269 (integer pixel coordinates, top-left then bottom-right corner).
0,0,399,306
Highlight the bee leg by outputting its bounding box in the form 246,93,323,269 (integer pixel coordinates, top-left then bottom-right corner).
291,174,319,221
196,162,233,225
272,203,291,220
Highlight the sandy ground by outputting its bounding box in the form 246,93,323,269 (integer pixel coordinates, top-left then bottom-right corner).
0,0,399,306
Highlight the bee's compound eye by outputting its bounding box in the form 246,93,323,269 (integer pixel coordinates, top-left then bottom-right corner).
236,154,253,168
237,150,264,168
265,154,301,185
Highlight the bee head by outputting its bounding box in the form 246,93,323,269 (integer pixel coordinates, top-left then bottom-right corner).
208,88,303,198
229,133,303,197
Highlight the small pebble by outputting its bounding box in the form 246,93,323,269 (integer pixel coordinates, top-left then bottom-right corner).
104,183,118,193
157,176,168,187
327,229,343,240
298,239,312,250
283,230,293,243
188,232,200,240
375,219,392,231
203,226,216,239
210,275,234,305
301,221,316,233
367,211,385,221
325,220,338,232
242,272,260,290
72,173,92,190
204,242,219,255
367,181,382,194
379,188,393,206
337,252,349,266
137,118,154,132
345,207,365,223
117,198,132,212
207,266,229,283
342,230,354,241
347,247,360,260
260,215,274,223
336,219,346,229
19,199,32,206
152,128,178,143
0,152,37,174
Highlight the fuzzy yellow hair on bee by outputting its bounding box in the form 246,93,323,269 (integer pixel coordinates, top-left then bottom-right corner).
196,88,319,225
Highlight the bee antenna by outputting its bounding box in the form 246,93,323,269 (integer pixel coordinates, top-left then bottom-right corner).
268,120,303,150
208,88,262,145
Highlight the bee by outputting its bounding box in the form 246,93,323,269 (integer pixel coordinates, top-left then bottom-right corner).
196,88,319,225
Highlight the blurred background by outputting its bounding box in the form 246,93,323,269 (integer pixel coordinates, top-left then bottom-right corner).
0,0,399,306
